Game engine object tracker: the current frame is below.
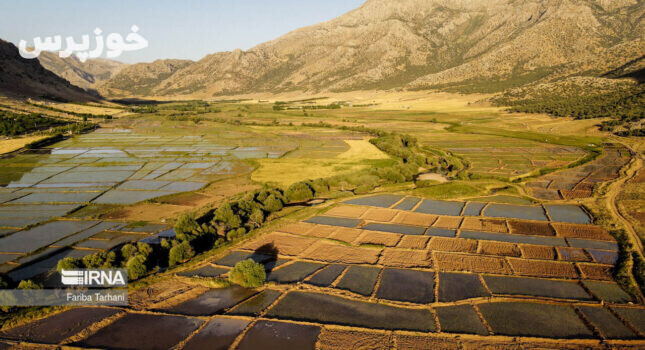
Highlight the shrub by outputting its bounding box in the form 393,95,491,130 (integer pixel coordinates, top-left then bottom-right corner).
137,242,153,258
248,208,265,228
160,238,171,250
57,257,81,271
126,255,148,280
17,280,42,289
121,244,137,260
175,214,200,235
83,251,116,268
415,180,440,188
214,203,242,229
169,241,195,266
308,178,330,194
263,194,284,212
285,182,314,202
229,259,266,288
226,227,246,241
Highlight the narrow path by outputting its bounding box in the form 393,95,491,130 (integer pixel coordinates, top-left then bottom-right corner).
606,147,643,254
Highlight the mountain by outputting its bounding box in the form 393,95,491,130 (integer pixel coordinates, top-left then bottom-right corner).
0,40,97,101
96,59,192,97
99,0,644,98
37,52,127,91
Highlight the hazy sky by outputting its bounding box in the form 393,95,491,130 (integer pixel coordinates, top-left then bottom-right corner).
1,0,365,64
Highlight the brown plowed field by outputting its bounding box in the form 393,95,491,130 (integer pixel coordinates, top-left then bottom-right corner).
325,205,368,219
552,223,615,241
299,241,382,264
577,263,614,281
243,232,317,256
397,235,430,249
433,216,463,229
392,212,437,226
507,258,578,278
519,244,556,260
356,231,402,247
361,208,399,222
379,248,432,268
507,220,555,236
478,241,521,257
329,227,364,244
428,237,478,253
461,217,508,233
433,252,512,274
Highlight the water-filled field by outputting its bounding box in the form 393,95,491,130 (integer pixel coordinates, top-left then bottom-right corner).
0,130,288,220
0,129,296,282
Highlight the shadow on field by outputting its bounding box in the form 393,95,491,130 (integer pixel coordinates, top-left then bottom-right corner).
254,243,279,272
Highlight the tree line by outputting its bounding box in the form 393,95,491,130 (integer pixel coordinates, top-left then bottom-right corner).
493,84,644,136
0,111,69,136
51,130,434,282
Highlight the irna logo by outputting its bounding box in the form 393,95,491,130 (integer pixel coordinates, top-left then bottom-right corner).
61,269,127,287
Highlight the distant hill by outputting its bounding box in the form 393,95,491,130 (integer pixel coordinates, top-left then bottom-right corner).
0,40,97,101
37,52,127,91
94,0,644,98
96,59,192,97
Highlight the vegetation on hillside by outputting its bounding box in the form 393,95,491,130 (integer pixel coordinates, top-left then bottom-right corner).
493,83,644,136
0,111,69,136
26,102,113,120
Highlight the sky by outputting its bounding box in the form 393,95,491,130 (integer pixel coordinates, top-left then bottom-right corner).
0,0,365,64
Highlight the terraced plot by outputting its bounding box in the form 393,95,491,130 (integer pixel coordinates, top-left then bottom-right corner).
2,192,643,347
0,130,288,225
527,144,630,200
421,133,586,178
0,129,298,282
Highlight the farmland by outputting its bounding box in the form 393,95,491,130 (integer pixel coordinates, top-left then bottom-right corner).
0,92,642,348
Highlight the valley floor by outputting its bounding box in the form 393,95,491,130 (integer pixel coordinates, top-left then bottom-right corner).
0,91,643,348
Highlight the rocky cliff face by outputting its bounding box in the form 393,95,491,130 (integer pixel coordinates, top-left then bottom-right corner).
37,52,127,91
102,0,645,97
0,40,97,101
96,59,192,97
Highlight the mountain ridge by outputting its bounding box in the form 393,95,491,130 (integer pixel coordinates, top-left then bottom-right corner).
37,52,127,91
0,40,98,101
4,0,644,99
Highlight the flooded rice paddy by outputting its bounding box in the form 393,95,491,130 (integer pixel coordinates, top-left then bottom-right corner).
3,188,645,348
0,129,291,283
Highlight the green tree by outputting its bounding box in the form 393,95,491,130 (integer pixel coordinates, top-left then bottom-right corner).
285,182,314,202
137,242,153,258
121,244,137,260
57,257,81,271
17,280,42,289
215,203,242,229
126,255,148,280
248,208,265,228
229,259,266,288
168,241,195,266
175,214,200,235
263,194,284,212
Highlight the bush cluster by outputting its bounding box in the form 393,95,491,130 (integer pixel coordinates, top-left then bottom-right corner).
229,259,265,288
57,242,156,280
493,84,644,137
0,111,69,136
48,123,432,283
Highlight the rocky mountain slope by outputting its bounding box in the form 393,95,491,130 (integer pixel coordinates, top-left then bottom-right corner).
96,59,192,97
37,52,127,91
0,40,97,101
103,0,643,98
